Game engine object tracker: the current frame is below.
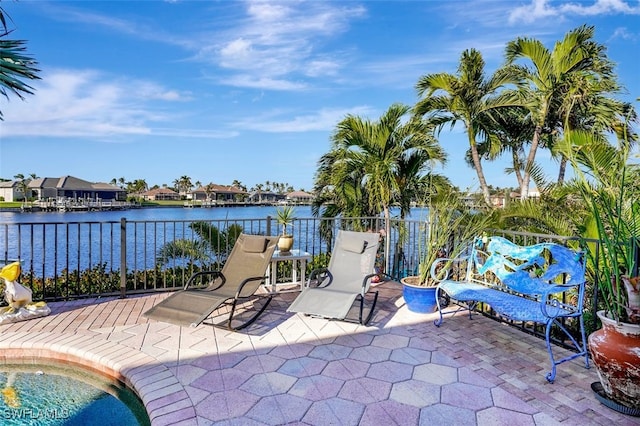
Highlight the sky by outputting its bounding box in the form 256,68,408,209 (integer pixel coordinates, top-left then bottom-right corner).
0,0,639,192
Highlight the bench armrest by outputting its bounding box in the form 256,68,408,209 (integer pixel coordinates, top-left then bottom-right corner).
539,281,585,318
430,256,469,282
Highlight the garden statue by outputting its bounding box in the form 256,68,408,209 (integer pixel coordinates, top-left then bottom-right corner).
0,262,50,324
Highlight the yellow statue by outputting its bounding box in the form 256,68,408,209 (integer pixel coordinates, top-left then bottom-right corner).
0,262,50,323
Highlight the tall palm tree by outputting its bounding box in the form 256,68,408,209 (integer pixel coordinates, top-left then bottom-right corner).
504,25,619,199
313,103,447,272
414,48,517,206
480,107,535,191
0,6,40,120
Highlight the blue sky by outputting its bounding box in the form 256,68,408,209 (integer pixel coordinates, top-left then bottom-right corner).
1,0,639,192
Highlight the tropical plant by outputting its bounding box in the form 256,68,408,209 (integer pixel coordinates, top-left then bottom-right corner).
559,128,640,324
504,24,620,199
416,188,496,286
156,222,243,269
414,48,517,206
275,205,295,236
313,103,447,272
0,5,40,120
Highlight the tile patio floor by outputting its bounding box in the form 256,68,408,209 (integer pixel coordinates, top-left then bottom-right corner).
0,281,638,426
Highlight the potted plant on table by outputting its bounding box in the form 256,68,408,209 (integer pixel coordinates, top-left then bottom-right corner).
275,205,295,253
562,130,640,414
401,188,493,313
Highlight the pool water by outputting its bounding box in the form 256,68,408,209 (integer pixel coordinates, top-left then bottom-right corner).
1,363,150,426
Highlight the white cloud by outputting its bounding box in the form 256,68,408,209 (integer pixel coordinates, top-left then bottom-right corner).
1,69,211,139
199,0,366,89
610,26,639,41
509,0,640,24
233,105,376,132
221,75,307,91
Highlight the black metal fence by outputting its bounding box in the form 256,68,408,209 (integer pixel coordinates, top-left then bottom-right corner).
0,215,603,346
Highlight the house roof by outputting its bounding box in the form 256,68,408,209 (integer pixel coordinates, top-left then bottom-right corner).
144,188,179,196
193,184,246,194
287,191,314,198
0,180,19,188
28,176,123,192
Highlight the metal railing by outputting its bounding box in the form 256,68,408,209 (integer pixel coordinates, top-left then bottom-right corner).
0,215,603,346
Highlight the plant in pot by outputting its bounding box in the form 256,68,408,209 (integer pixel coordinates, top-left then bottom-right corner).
563,129,640,414
401,188,493,313
275,205,295,253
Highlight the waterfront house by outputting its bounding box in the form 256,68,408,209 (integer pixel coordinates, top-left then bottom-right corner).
285,190,315,205
248,190,281,204
191,184,246,203
142,187,180,201
0,180,25,202
28,176,126,201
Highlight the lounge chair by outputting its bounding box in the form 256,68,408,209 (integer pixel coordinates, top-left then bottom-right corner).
287,230,380,325
143,233,279,330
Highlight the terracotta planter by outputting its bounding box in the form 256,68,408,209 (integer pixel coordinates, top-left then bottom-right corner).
277,235,294,252
400,276,438,313
588,310,640,411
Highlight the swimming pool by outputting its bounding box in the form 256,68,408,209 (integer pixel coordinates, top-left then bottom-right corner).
1,362,150,426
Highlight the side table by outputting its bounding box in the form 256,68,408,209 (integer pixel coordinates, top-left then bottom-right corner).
265,249,312,293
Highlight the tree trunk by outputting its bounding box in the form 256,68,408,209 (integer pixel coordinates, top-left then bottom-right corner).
468,130,492,206
557,156,568,184
521,125,542,200
512,151,524,190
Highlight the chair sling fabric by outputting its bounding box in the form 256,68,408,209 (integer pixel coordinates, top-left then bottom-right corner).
287,230,380,325
143,233,278,330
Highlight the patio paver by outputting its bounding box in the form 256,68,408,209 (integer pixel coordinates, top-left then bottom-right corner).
1,281,639,425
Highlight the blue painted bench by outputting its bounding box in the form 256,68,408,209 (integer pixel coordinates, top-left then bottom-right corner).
431,236,590,383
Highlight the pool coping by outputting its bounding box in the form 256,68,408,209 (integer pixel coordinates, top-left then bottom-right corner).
0,331,194,425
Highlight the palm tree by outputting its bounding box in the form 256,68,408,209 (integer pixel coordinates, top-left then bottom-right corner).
156,222,243,268
504,25,620,199
314,103,447,272
203,183,215,202
254,184,263,203
414,48,517,206
0,7,40,120
480,107,535,191
13,173,29,202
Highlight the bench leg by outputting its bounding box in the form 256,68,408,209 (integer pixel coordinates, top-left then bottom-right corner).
433,288,476,327
544,317,590,383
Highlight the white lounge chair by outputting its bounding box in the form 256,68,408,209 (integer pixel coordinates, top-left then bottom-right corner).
287,230,380,325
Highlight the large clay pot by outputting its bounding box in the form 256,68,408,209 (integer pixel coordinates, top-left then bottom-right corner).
400,276,438,313
588,310,640,411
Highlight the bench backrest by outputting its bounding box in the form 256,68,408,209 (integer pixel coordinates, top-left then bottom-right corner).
468,236,586,302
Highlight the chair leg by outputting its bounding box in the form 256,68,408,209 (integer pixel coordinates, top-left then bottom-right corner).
359,290,379,325
227,294,273,331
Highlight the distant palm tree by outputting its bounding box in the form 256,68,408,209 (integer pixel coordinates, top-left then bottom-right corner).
203,183,215,201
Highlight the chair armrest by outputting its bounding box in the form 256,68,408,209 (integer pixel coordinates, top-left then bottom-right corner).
308,268,332,288
236,276,268,298
430,256,468,282
184,270,224,290
361,273,379,295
